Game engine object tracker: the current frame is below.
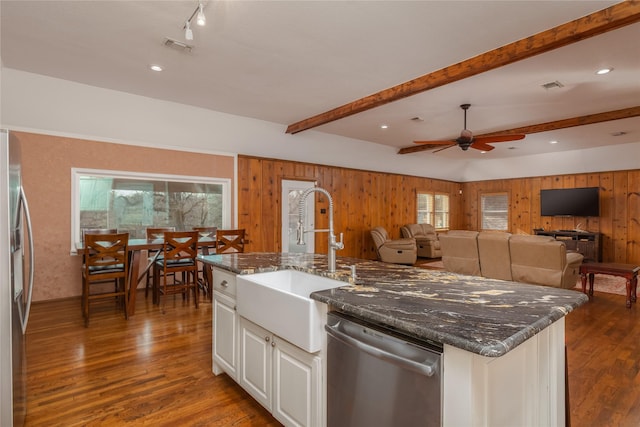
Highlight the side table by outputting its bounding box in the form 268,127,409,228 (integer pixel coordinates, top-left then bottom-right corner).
580,262,640,308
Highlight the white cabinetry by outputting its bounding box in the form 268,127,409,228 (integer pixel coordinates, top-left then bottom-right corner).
443,318,566,426
240,316,322,427
212,268,238,379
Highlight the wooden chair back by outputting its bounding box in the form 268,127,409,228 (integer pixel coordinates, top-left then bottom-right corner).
82,232,129,326
146,227,176,240
153,231,199,308
216,229,246,254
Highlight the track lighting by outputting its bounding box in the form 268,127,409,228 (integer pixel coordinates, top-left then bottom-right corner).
185,20,193,41
183,2,206,41
196,3,206,26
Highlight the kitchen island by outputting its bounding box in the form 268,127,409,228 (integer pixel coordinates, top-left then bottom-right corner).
201,252,587,426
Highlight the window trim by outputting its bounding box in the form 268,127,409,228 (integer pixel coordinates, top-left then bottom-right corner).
479,191,510,231
71,167,231,254
416,191,450,231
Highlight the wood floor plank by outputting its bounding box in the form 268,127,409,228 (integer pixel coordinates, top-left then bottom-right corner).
25,293,280,426
24,287,640,425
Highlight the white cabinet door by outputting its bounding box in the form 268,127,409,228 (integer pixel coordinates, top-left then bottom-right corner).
212,291,238,379
272,337,322,427
240,317,273,411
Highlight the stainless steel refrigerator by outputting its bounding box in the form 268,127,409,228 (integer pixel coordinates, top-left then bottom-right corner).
1,129,34,426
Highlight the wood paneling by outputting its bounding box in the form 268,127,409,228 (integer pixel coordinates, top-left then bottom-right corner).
237,156,462,259
462,170,640,264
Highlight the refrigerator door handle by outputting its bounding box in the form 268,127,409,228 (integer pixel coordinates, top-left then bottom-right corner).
18,186,34,334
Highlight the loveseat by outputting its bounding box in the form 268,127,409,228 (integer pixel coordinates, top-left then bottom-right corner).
439,230,584,289
370,226,417,265
400,223,442,258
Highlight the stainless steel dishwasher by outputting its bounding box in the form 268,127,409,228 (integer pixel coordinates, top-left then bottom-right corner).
325,312,442,427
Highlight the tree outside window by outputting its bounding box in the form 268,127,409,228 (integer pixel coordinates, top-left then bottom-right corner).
73,169,230,247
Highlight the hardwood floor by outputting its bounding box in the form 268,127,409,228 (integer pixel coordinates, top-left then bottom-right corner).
24,288,640,426
24,293,280,426
566,290,640,426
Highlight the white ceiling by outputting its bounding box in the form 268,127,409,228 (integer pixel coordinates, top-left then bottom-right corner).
1,0,639,161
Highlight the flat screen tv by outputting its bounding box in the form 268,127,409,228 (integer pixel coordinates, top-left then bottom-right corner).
540,187,599,217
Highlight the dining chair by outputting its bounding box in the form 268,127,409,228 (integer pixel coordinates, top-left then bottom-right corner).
192,226,217,299
82,232,129,327
152,231,199,309
216,229,246,254
80,228,119,292
144,227,176,298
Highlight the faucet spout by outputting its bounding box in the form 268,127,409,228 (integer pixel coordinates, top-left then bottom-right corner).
297,187,344,273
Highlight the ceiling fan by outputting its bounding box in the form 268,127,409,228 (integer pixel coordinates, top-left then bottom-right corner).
414,104,526,152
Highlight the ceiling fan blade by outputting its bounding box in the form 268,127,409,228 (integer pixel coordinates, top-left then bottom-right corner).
432,144,456,153
413,140,455,145
470,141,495,151
472,134,526,144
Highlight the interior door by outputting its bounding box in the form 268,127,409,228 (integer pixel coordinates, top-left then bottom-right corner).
281,180,315,253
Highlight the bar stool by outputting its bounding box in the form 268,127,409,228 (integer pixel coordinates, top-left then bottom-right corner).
216,229,246,254
152,231,199,308
144,227,175,298
193,226,217,299
82,232,129,327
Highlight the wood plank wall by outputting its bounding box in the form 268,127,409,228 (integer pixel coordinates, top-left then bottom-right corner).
237,155,462,260
238,155,639,264
461,170,640,264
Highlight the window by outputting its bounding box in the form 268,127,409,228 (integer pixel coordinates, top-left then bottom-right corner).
481,193,509,230
417,192,449,229
72,168,231,250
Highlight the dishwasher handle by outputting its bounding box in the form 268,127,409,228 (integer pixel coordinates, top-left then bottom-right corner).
325,322,438,377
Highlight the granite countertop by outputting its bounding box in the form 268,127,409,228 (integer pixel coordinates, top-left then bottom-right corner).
199,252,588,357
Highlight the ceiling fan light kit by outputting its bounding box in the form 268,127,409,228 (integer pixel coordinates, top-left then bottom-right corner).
413,104,526,153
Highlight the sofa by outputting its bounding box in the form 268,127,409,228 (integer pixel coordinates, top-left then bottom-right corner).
370,226,417,265
440,230,584,289
400,223,442,258
438,230,481,276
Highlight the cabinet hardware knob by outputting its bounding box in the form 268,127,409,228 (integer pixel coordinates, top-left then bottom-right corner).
265,336,270,342
271,341,276,347
220,280,228,287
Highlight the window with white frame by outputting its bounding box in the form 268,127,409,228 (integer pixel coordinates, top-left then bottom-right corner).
417,192,449,229
481,192,509,230
71,168,231,249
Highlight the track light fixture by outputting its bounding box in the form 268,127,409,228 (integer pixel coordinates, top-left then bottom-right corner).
183,2,206,41
184,20,193,41
196,3,206,26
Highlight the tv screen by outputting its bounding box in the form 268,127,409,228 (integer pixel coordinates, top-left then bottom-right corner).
540,187,599,217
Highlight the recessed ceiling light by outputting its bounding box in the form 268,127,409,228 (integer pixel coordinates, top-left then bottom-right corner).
380,125,389,129
549,140,559,144
150,64,163,72
480,151,487,154
596,68,613,75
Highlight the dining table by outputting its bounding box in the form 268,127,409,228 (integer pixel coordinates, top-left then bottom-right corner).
77,235,216,316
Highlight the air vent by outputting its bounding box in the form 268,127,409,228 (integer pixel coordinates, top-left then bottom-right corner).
163,37,193,52
410,116,424,122
541,80,564,90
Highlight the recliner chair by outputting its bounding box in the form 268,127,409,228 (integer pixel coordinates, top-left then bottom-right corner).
370,226,417,265
439,230,481,276
509,234,584,289
400,223,442,258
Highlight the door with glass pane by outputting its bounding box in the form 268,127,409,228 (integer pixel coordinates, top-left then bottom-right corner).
281,180,315,253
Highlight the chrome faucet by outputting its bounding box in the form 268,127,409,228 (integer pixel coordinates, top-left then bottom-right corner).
297,187,344,273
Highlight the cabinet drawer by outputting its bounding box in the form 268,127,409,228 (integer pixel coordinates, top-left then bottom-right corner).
212,268,237,297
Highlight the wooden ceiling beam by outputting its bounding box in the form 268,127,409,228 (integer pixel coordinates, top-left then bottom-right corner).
286,1,640,135
397,106,640,155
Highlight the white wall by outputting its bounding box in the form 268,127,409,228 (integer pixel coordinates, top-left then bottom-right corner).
2,68,638,182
